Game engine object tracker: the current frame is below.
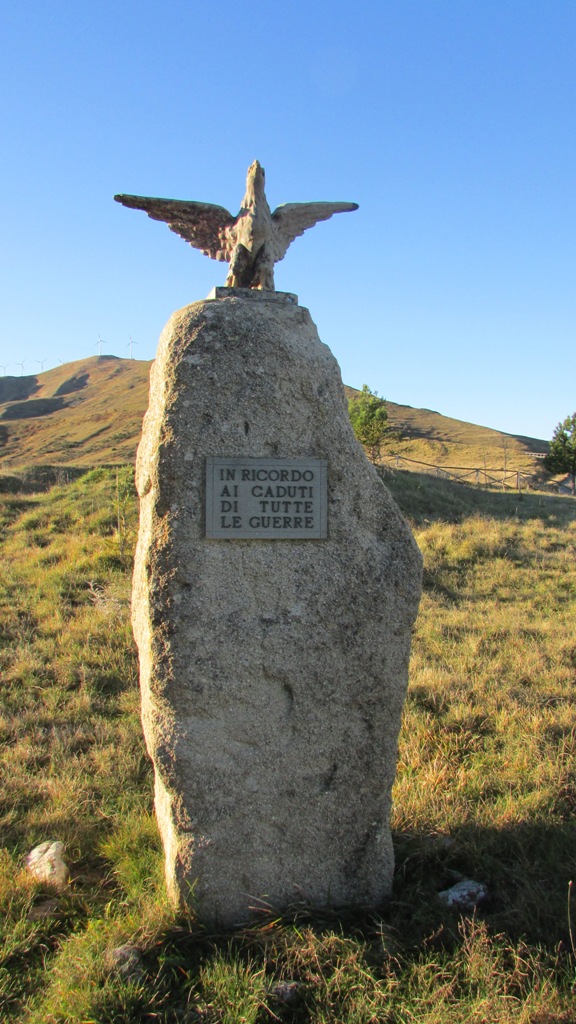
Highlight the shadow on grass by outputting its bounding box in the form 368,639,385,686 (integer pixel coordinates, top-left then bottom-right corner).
391,817,576,950
11,820,576,1023
144,818,576,964
0,465,89,494
382,469,575,526
126,817,576,1024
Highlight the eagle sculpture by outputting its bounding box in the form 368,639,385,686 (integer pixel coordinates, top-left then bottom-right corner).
114,160,358,291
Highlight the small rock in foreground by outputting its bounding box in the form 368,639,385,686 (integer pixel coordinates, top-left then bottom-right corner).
438,879,488,910
25,841,69,891
105,944,145,983
269,980,302,1005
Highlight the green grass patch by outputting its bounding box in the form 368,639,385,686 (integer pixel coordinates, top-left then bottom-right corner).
1,468,575,1021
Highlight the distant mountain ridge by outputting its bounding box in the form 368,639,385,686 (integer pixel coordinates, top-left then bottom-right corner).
0,356,547,473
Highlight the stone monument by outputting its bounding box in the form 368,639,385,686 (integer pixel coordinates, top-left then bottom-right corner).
122,163,422,926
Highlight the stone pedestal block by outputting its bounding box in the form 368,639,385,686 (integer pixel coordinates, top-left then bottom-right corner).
132,292,422,926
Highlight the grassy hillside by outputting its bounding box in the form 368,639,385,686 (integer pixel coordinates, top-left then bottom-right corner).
0,361,548,482
344,388,548,481
0,467,574,1022
0,357,150,470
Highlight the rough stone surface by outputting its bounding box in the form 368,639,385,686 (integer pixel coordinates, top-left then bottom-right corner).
25,841,69,890
105,944,145,983
269,980,302,1005
438,879,488,910
132,294,422,926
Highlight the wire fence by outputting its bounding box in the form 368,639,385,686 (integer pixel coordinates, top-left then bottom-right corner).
380,452,538,492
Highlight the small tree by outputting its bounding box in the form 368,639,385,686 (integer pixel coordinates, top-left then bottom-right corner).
545,413,576,493
348,384,390,463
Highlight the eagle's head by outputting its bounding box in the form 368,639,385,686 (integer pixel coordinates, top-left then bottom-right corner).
243,160,266,207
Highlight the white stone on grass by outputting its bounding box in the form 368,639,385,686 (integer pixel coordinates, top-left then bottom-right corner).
438,879,488,910
25,841,69,890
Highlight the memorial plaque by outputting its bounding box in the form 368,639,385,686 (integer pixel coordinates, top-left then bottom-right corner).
205,457,327,539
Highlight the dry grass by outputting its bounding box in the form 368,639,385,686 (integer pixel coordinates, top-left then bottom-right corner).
0,367,548,480
0,467,575,1022
0,357,151,469
345,387,548,475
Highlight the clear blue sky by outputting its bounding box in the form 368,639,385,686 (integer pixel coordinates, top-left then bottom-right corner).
1,0,574,441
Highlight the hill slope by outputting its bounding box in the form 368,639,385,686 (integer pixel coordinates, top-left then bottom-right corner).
0,357,151,468
345,389,548,475
0,358,547,473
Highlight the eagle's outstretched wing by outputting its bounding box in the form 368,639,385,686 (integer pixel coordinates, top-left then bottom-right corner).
114,195,237,262
271,201,359,261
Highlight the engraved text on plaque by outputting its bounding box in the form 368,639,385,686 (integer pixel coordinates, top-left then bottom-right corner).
205,458,328,539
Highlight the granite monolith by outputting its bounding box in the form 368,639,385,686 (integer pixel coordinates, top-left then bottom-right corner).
131,289,422,925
